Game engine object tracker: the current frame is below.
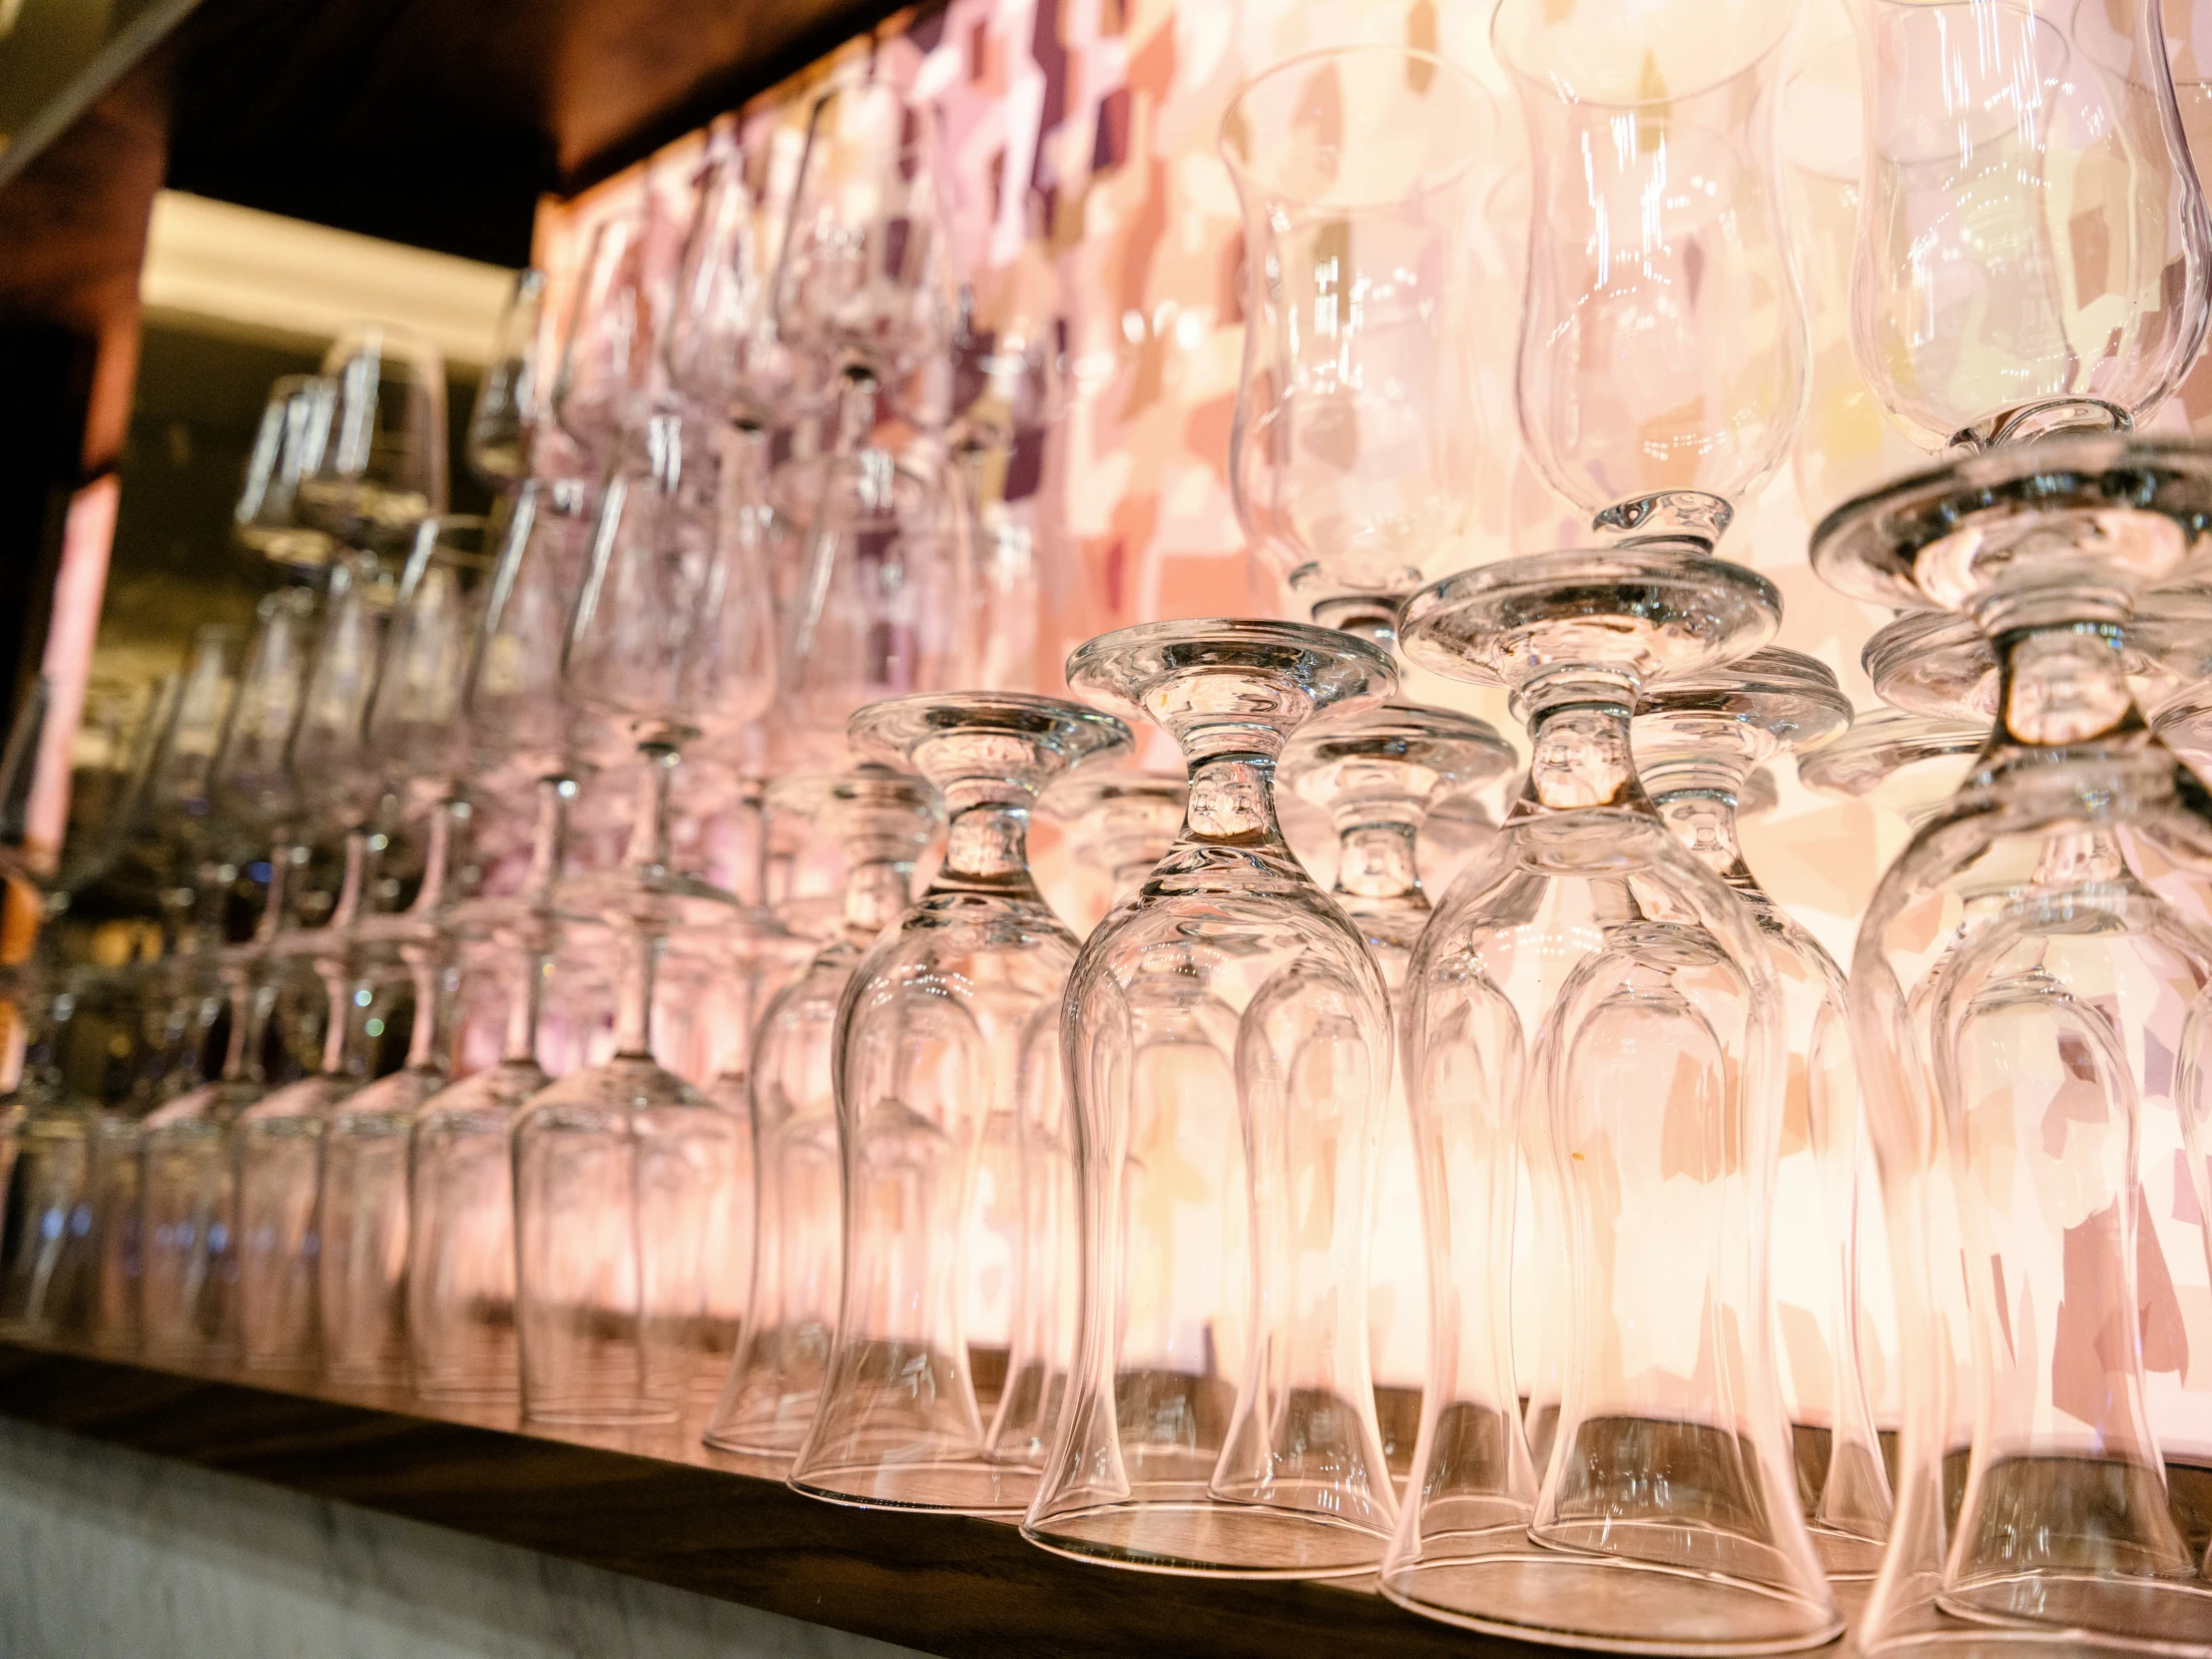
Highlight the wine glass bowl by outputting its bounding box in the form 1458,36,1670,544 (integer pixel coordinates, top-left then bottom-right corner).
1846,0,2212,452
1495,0,1808,543
1222,46,1500,609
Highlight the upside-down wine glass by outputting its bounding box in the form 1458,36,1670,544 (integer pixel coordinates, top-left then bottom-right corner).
229,557,409,1373
1629,648,1894,1576
788,693,1127,1513
1281,703,1516,1481
135,586,322,1358
1809,0,2212,1648
704,767,936,1458
1374,0,1836,1642
1383,552,1835,1650
1025,619,1400,1577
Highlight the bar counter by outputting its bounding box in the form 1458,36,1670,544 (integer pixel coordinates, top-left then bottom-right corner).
0,1335,1595,1658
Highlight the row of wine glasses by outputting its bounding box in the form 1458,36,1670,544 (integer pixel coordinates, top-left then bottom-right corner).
11,1,2212,1653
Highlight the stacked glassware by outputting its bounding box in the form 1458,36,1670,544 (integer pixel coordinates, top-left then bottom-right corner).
4,7,2212,1653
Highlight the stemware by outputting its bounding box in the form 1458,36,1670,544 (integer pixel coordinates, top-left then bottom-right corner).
512,454,775,1424
295,323,449,554
704,767,937,1457
1629,649,1894,1576
405,784,567,1402
133,588,324,1358
313,517,494,1385
552,214,660,462
1848,0,2210,451
1806,1,2212,1647
1224,46,1501,628
773,74,955,391
1025,619,1400,1577
768,370,961,770
665,146,794,420
466,270,549,491
1038,770,1189,941
1497,0,1807,547
227,561,410,1373
1381,550,1838,1650
790,692,1127,1512
1280,703,1516,1480
234,375,338,570
563,402,778,911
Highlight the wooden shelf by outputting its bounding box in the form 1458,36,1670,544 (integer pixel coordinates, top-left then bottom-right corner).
0,1334,1579,1659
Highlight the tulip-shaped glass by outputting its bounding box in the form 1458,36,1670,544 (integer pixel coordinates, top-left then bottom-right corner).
790,692,1128,1512
1025,619,1401,1577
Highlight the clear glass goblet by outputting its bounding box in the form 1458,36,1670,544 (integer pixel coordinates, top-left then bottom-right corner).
1223,46,1501,625
295,322,449,555
1382,552,1839,1651
1498,0,1807,547
404,777,571,1403
510,903,745,1424
1848,0,2212,451
552,214,660,463
1630,648,1895,1577
774,74,956,390
665,145,793,421
466,269,548,491
790,692,1129,1513
1025,618,1400,1578
704,767,937,1459
1281,702,1516,1482
1815,450,2212,1653
234,374,338,572
132,586,323,1358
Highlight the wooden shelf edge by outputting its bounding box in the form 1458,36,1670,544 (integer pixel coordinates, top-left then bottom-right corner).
0,1336,1565,1659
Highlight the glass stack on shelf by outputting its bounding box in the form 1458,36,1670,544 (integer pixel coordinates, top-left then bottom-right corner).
7,1,2212,1652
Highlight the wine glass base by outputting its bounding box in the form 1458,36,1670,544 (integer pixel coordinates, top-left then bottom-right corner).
1633,648,1852,764
1398,549,1779,691
788,1459,1037,1516
1021,1496,1391,1579
1810,434,2212,616
1382,1544,1845,1655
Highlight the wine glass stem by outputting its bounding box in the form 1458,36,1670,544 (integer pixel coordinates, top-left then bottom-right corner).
613,918,662,1060
938,802,1037,896
408,796,464,918
401,944,442,1070
523,777,573,905
1185,752,1285,843
623,744,678,876
1645,759,1757,891
1509,672,1652,820
842,851,913,939
502,935,546,1066
1334,821,1421,901
256,836,298,944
